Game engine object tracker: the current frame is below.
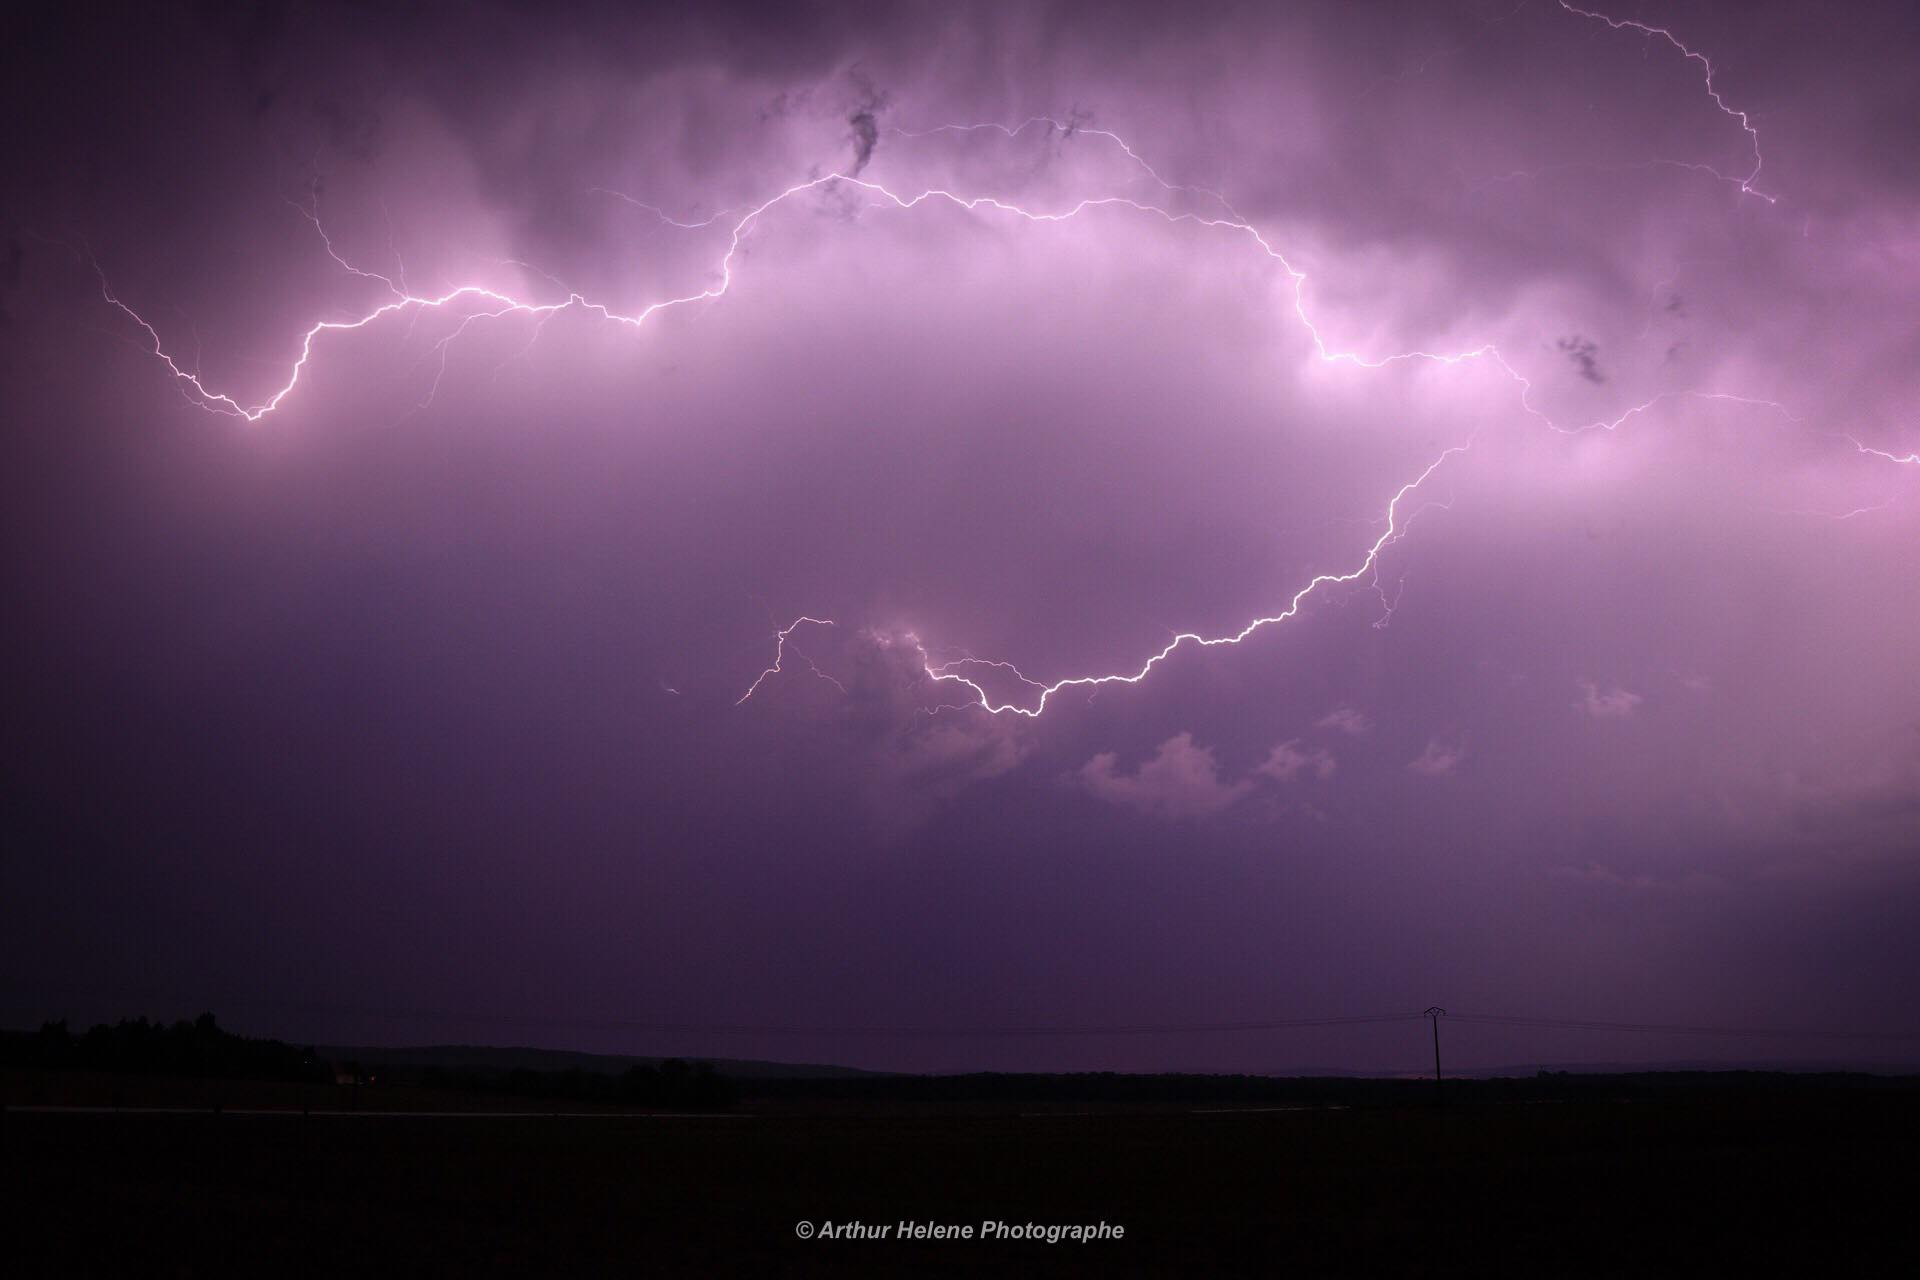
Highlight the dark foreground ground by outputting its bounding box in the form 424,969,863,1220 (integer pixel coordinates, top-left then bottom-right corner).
6,1078,1918,1276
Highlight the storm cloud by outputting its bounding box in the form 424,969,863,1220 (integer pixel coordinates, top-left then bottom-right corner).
3,0,1917,1073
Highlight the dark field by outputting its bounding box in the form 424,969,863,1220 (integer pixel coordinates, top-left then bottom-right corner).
7,1078,1919,1276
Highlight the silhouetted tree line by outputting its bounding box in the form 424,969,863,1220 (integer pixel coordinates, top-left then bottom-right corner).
3,1015,326,1081
3,1016,736,1107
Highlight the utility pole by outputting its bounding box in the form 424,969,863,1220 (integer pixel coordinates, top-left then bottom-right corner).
1424,1007,1446,1103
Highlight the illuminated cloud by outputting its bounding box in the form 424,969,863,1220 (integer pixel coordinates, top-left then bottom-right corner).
1257,739,1337,783
1077,732,1251,820
1407,739,1467,778
1315,707,1373,736
1577,681,1645,719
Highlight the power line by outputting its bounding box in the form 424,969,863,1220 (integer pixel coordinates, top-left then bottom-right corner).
288,1007,1425,1040
1424,1006,1446,1099
1448,1012,1920,1042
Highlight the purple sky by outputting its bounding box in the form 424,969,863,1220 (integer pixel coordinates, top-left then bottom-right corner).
4,1,1918,1074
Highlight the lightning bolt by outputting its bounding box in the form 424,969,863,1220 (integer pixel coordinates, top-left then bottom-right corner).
920,444,1473,717
89,8,1910,716
1846,436,1920,468
1557,1,1775,204
588,187,734,230
735,617,844,706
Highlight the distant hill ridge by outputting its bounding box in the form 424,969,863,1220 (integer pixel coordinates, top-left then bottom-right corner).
316,1042,892,1080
